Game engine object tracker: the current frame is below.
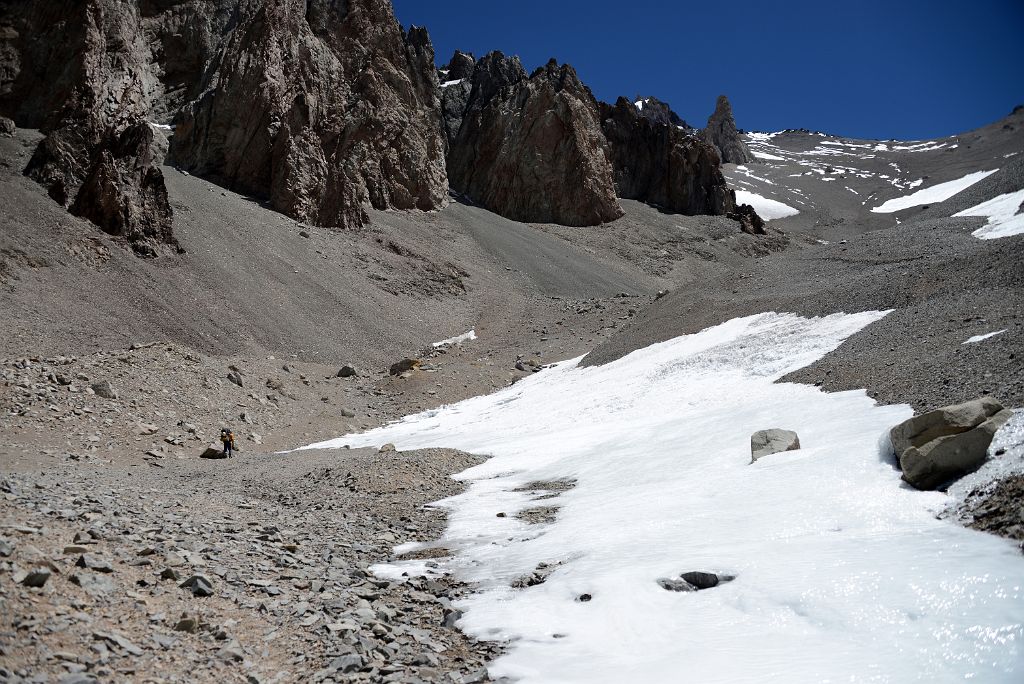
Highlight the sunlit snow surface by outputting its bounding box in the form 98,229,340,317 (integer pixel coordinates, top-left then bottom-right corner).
734,189,800,219
954,189,1024,240
301,312,1024,683
871,170,998,213
433,329,477,348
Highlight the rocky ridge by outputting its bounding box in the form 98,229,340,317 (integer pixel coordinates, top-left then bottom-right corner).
702,94,754,165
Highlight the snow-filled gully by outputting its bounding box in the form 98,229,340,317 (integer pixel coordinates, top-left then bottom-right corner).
301,312,1024,683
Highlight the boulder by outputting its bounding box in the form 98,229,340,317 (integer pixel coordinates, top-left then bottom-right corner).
891,397,1012,490
600,97,735,216
750,429,801,463
336,366,357,378
727,203,766,235
226,371,243,388
200,444,226,459
0,116,14,137
379,443,397,453
701,95,754,165
389,358,421,376
447,55,623,226
90,380,118,400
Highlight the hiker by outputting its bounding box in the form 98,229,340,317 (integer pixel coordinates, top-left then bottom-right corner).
220,427,235,458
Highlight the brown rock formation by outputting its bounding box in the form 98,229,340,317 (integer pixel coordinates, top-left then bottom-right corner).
2,0,176,257
600,97,735,216
447,56,623,226
702,95,754,165
169,0,448,229
727,203,766,235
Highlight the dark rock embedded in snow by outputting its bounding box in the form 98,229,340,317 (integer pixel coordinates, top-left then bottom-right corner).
892,397,1012,490
447,55,623,225
750,429,801,463
702,95,754,165
658,571,735,592
600,96,735,216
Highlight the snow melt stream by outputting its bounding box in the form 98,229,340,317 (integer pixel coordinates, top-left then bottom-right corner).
301,312,1024,683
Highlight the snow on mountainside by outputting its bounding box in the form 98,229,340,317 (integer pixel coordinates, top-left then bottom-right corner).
302,312,1024,683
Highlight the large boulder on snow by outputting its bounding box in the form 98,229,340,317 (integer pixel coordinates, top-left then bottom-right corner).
892,397,1012,490
750,429,801,463
701,95,754,165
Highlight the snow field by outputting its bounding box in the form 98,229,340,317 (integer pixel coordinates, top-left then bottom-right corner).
734,189,799,220
302,312,1024,683
953,189,1024,240
871,170,999,213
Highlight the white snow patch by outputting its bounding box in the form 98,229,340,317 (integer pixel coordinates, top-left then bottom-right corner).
953,189,1024,239
751,150,785,161
148,121,173,131
963,329,1007,344
871,170,998,213
441,79,464,88
734,190,799,219
300,311,1024,684
433,329,477,348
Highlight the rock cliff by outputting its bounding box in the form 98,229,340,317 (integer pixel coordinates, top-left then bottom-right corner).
702,94,754,165
446,55,623,226
169,0,448,229
600,97,735,216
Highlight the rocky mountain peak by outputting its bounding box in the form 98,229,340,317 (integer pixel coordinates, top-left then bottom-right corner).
633,95,689,129
702,94,754,165
442,50,476,81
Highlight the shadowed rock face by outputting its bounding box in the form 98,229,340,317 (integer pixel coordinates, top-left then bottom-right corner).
169,0,448,229
3,0,176,257
600,97,735,216
439,51,477,148
633,96,690,129
447,55,623,226
702,94,754,165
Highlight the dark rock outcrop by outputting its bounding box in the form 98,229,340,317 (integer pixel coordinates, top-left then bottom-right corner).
447,56,622,226
702,95,754,165
633,96,689,129
439,51,476,148
0,116,13,136
3,0,176,256
600,97,734,216
169,0,448,229
442,50,476,81
728,203,766,235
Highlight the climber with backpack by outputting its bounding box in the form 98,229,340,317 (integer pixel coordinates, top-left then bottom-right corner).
220,427,235,458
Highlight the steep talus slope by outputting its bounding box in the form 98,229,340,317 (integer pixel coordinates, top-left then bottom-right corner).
446,55,623,226
600,96,735,216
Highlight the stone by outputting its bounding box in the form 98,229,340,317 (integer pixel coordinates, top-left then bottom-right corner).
0,539,13,557
91,378,118,401
0,116,14,137
727,203,767,235
680,571,728,590
76,554,114,573
600,96,735,216
447,55,623,225
71,572,116,596
389,358,421,376
21,567,52,587
656,577,696,592
379,443,397,453
329,654,363,673
896,403,1013,491
337,366,357,378
890,397,1005,456
227,371,244,388
701,95,754,164
180,574,215,597
750,429,801,463
340,408,356,418
93,631,143,657
200,444,226,459
174,616,199,633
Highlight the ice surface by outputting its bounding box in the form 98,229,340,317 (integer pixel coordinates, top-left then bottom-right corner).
963,329,1007,344
433,329,477,348
734,189,799,220
871,170,998,213
954,189,1024,240
301,312,1024,683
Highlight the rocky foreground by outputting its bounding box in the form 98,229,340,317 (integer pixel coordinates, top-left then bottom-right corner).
0,447,502,684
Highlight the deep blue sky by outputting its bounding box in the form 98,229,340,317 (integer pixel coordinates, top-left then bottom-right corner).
392,0,1023,140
